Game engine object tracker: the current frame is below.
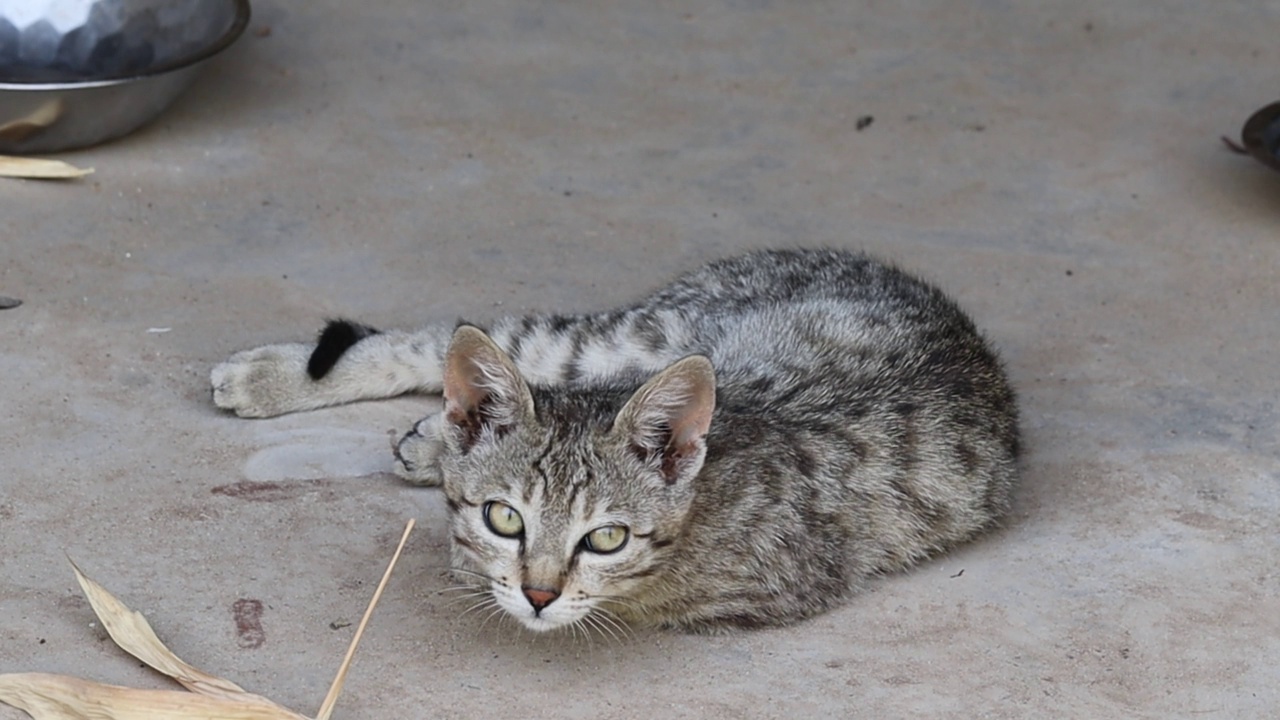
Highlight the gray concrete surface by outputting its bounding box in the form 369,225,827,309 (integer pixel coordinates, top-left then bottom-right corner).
3,0,1278,717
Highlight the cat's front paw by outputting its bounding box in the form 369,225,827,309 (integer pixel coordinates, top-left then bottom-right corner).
211,343,315,418
392,414,445,486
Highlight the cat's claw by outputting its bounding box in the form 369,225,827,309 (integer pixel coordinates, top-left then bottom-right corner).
211,343,315,418
393,415,445,486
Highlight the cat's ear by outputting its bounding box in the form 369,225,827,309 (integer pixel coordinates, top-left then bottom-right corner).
613,355,717,485
442,326,533,453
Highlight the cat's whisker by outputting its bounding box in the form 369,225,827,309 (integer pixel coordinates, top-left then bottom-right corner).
478,600,507,623
442,592,496,611
441,597,492,610
435,583,489,593
458,602,494,620
565,614,588,640
435,586,492,601
477,604,511,636
582,613,620,646
603,612,635,641
437,594,486,604
589,609,631,644
436,584,492,595
606,614,632,640
588,614,614,640
595,594,643,615
423,564,487,577
446,566,501,583
594,602,633,621
566,617,584,646
458,595,498,620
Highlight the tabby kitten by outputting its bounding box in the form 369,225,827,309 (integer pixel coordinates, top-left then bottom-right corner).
212,249,1019,633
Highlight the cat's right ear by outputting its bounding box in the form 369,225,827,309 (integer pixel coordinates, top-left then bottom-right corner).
442,326,533,453
613,355,717,486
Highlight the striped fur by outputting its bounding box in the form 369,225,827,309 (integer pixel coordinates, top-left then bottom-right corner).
212,249,1019,632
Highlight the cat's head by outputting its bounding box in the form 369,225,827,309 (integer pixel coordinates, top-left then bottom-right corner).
436,326,716,633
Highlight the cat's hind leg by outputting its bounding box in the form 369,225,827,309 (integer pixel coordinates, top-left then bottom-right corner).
211,319,451,418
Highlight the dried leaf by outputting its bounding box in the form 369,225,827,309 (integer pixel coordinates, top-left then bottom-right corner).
69,559,278,705
0,673,306,720
0,99,64,143
0,519,416,720
0,156,93,180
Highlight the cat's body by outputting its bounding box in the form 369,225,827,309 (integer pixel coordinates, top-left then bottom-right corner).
212,249,1019,633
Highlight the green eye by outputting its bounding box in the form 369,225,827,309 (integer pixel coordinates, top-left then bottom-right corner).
483,501,524,538
583,525,629,554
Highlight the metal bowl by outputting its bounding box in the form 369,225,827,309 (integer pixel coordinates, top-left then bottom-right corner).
0,0,250,154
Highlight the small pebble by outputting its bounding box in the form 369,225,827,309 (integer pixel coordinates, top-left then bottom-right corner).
0,296,22,310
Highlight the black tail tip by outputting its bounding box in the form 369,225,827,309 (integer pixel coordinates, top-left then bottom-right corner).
307,319,381,380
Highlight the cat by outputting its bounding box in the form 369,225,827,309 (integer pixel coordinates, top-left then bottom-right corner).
211,248,1019,633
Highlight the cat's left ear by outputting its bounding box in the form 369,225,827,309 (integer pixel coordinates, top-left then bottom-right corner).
613,355,716,485
442,326,534,453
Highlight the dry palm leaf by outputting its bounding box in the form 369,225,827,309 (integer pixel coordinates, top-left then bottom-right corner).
0,674,306,720
0,518,415,720
0,155,93,180
0,99,65,143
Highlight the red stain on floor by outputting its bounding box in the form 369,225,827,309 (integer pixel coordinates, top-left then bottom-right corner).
232,598,266,649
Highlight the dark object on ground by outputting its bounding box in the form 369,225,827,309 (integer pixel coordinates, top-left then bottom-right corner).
1222,101,1280,172
0,296,21,309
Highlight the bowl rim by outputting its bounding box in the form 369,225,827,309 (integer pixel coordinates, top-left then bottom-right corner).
0,0,251,90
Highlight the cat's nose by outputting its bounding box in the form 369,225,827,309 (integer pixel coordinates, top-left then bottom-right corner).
522,586,560,612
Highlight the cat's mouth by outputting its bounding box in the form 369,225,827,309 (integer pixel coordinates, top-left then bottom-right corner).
449,568,628,637
491,583,584,632
517,614,567,633
487,582,628,637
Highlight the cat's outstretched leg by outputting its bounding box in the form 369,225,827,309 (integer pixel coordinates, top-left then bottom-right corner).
211,320,452,418
391,412,446,486
212,305,699,418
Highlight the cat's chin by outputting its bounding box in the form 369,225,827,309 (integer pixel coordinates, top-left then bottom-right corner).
516,615,566,633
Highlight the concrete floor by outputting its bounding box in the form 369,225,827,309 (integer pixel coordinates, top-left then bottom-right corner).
3,0,1278,717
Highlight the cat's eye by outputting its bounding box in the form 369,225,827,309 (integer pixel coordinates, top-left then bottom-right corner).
483,501,524,538
583,525,629,554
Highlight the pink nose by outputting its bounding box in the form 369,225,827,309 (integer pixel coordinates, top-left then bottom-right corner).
522,586,560,611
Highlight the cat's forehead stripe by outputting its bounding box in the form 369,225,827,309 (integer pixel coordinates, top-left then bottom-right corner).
524,432,557,505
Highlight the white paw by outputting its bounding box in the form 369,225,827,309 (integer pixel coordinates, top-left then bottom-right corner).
211,343,316,418
392,414,445,486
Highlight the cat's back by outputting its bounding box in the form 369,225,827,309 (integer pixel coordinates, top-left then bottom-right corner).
655,247,951,313
682,248,1020,587
677,249,1009,404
